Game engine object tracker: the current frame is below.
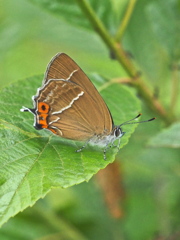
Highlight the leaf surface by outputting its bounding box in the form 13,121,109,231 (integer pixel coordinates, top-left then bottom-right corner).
0,74,140,226
148,122,180,148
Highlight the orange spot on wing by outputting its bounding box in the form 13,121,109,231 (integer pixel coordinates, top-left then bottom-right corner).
48,128,57,134
38,102,50,113
36,102,58,135
37,102,50,129
38,113,48,128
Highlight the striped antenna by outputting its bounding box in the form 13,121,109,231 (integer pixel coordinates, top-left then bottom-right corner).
119,114,155,126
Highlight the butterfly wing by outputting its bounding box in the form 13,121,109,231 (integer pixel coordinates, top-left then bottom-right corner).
35,79,109,141
42,53,113,134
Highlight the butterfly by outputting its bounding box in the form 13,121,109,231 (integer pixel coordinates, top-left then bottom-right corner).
21,53,155,159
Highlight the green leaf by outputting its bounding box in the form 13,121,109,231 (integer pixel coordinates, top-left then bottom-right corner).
146,0,180,61
28,0,125,34
148,122,180,148
123,0,179,85
0,74,140,226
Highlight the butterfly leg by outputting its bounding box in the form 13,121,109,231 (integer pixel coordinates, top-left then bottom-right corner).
103,143,111,160
76,140,90,153
111,142,118,148
103,147,107,160
109,140,118,148
111,138,121,150
113,132,125,149
117,138,121,150
104,138,121,160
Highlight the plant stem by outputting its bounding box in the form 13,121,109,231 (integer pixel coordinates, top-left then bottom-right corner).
132,78,174,125
75,0,175,125
75,0,137,77
98,77,132,92
170,62,179,114
114,0,138,41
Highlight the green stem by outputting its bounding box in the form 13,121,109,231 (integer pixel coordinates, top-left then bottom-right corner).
75,0,137,77
170,62,179,115
98,77,132,92
115,0,138,41
75,0,174,126
132,79,174,125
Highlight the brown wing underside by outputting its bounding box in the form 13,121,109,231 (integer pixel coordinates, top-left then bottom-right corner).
42,53,113,133
36,80,110,141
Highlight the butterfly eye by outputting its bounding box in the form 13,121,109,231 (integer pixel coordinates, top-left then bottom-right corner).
114,127,121,137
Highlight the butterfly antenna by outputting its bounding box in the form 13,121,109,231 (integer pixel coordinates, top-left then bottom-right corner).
119,113,155,126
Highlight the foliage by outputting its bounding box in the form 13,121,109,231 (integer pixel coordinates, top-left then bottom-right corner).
0,0,179,239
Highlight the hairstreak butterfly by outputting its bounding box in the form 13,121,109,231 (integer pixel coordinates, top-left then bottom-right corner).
20,53,155,159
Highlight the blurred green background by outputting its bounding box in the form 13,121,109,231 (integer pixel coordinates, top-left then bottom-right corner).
0,0,180,240
0,0,123,88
